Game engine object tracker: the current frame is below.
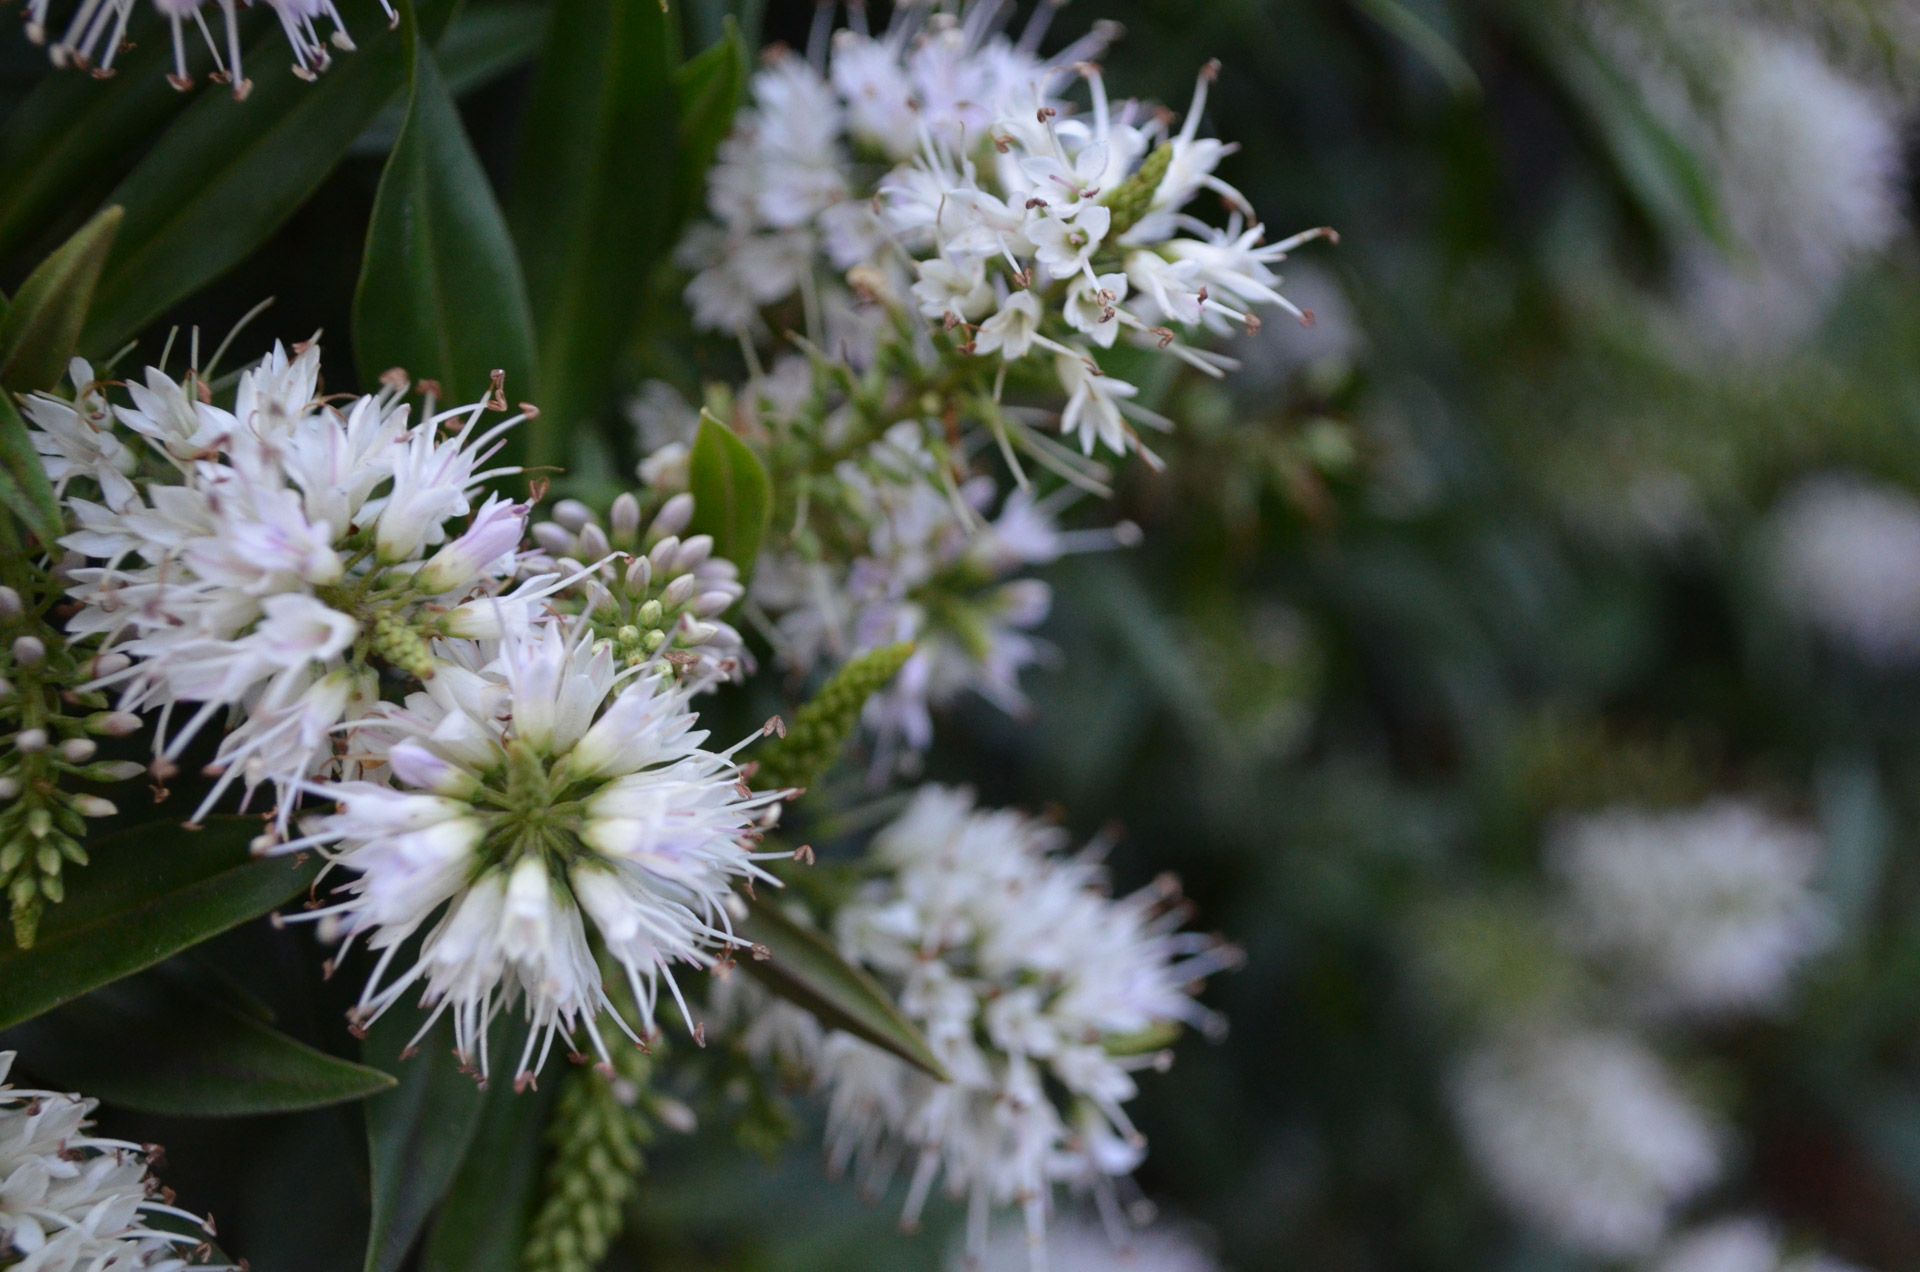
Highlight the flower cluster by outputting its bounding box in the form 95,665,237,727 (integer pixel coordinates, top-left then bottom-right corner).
807,786,1235,1259
957,1216,1224,1272
1653,1217,1866,1272
0,1051,231,1272
1767,474,1920,667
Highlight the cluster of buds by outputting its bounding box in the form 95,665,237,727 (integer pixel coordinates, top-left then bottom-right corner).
527,492,749,689
0,582,143,945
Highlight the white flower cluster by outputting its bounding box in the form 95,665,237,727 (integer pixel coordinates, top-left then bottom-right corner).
21,0,388,98
0,1051,231,1272
32,344,540,837
1768,474,1920,667
1654,1217,1867,1272
955,1215,1224,1272
679,4,1333,463
1450,1029,1722,1257
810,786,1235,1259
1549,801,1833,1018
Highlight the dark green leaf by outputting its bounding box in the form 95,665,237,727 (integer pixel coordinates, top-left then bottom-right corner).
0,817,323,1031
421,1054,557,1272
670,16,748,239
736,896,947,1081
82,0,456,356
361,1005,510,1272
1347,0,1479,98
355,2,552,155
2,965,396,1115
0,6,220,268
0,205,124,393
687,412,771,585
509,0,676,464
0,388,65,548
352,0,538,417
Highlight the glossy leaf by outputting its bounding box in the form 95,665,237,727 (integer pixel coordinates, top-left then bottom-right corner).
0,817,323,1031
421,1054,557,1272
687,412,771,586
736,896,947,1081
670,16,748,239
352,0,537,416
509,0,676,464
361,1005,504,1272
82,0,454,356
355,2,552,155
2,965,395,1115
0,387,65,549
0,205,124,393
1348,0,1479,98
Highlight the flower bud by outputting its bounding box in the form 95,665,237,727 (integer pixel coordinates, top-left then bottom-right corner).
71,794,117,818
60,738,96,763
419,497,529,593
0,587,21,619
638,442,691,495
89,711,142,737
0,679,13,701
695,590,736,617
0,777,17,800
672,534,714,573
651,1096,698,1134
650,491,696,541
14,728,48,754
530,521,575,558
624,556,653,591
553,499,597,532
648,535,681,574
678,620,718,647
83,761,147,782
641,629,667,653
12,635,45,667
662,574,697,608
637,599,665,629
576,523,612,561
609,493,642,546
89,652,131,678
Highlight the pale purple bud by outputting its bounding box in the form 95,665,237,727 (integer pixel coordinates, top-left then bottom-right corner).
531,522,575,558
91,711,142,737
0,679,13,701
553,499,597,532
387,738,479,797
650,492,696,541
11,636,45,667
60,738,96,763
90,652,131,678
14,728,48,754
651,1096,698,1134
420,496,529,592
648,535,681,573
85,760,146,782
609,493,642,545
0,777,17,800
678,619,718,647
0,587,21,619
662,574,697,608
671,534,714,573
694,591,736,617
71,794,117,818
576,523,612,561
625,556,653,591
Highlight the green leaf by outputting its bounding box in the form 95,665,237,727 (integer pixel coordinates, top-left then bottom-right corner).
0,5,215,268
0,205,124,393
1347,0,1480,98
508,0,676,465
421,1056,558,1272
0,386,66,549
687,411,771,585
736,896,947,1081
352,0,538,418
355,2,552,155
362,1005,505,1272
2,965,396,1115
82,0,455,356
0,817,323,1031
670,16,748,239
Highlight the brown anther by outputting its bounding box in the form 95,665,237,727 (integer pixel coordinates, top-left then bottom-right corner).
167,72,192,90
379,366,411,390
1246,313,1264,334
514,1072,537,1092
763,715,787,739
232,77,253,101
692,1022,708,1048
1037,106,1057,121
89,66,115,78
399,1045,420,1061
347,1022,368,1040
1025,197,1048,210
418,378,443,398
485,369,508,411
195,377,213,404
1151,326,1175,349
567,1051,589,1065
321,959,336,980
992,134,1012,153
1012,268,1034,290
1201,57,1221,82
1295,310,1313,328
518,401,541,417
794,844,816,866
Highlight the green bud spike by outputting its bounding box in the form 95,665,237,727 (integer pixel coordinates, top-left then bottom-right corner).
520,1042,654,1272
752,642,916,792
1102,141,1174,241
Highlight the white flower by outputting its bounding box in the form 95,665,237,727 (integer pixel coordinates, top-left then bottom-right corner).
973,291,1047,360
812,787,1235,1257
1063,271,1131,347
1056,353,1143,457
278,621,786,1082
1768,474,1920,665
1549,801,1832,1018
957,1216,1224,1272
912,257,995,322
1027,207,1112,282
1450,1029,1721,1256
0,1051,234,1272
1654,1218,1866,1272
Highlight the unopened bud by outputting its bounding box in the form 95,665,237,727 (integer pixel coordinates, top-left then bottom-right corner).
0,587,21,619
609,493,642,546
694,590,736,617
641,629,667,654
60,738,96,763
662,574,697,608
650,492,696,541
651,1096,698,1135
89,652,131,678
83,760,146,782
13,728,47,754
679,620,718,647
0,679,13,701
71,794,116,818
552,499,596,532
530,522,575,558
636,599,664,629
90,711,142,737
615,625,641,646
624,556,653,591
648,535,680,573
12,636,45,667
576,523,611,561
0,777,17,800
672,534,714,573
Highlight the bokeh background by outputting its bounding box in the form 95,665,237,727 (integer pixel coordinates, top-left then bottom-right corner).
12,1,1920,1269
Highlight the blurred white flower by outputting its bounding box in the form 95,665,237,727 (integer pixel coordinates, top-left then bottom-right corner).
1654,1216,1867,1272
0,1051,233,1272
1769,475,1920,665
1450,1029,1721,1256
955,1215,1224,1272
274,621,787,1082
1550,800,1832,1017
815,787,1236,1258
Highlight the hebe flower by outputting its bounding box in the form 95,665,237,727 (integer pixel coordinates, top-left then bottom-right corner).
813,786,1236,1258
0,1051,233,1272
274,621,788,1083
955,1216,1224,1272
1654,1218,1866,1272
33,345,539,834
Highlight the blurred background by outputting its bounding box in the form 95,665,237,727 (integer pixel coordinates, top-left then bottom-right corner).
13,0,1920,1269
